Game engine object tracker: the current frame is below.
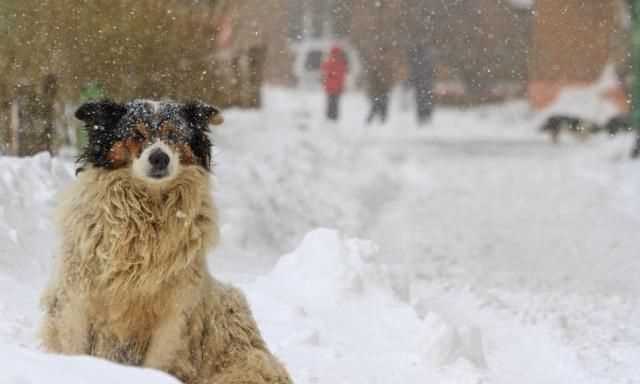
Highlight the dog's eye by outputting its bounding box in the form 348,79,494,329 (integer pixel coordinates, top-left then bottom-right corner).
167,131,180,141
132,130,145,141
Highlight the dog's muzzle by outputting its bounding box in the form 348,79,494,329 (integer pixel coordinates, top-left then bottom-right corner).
133,141,179,183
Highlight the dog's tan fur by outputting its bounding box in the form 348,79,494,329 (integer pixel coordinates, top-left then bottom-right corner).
40,165,291,383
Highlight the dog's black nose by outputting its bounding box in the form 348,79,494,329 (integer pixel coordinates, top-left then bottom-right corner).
149,148,170,170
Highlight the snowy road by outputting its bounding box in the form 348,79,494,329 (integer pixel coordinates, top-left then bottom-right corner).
1,88,639,383
361,136,640,293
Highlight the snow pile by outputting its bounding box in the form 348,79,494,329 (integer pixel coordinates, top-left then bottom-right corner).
245,229,484,383
0,153,75,350
2,345,179,384
246,228,639,384
260,229,390,308
0,153,73,279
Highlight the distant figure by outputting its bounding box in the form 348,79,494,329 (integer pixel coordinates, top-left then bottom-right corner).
366,54,392,124
321,46,348,121
407,43,435,125
632,135,640,159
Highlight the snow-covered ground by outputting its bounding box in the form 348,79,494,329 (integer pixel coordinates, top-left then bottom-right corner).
1,87,639,383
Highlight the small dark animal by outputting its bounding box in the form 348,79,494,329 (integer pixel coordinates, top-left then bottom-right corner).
604,114,633,136
540,115,600,143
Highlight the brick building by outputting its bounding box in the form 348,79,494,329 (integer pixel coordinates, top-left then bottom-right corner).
221,0,630,107
528,0,629,111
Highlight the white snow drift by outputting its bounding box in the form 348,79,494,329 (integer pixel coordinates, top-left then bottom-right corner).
0,87,639,383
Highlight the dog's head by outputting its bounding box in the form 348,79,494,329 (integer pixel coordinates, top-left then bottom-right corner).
75,99,223,184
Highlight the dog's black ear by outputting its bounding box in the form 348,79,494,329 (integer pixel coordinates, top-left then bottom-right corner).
75,100,127,173
182,101,217,171
75,100,127,128
182,101,223,131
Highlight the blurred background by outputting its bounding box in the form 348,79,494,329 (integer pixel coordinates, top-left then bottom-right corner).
0,0,633,155
1,1,640,383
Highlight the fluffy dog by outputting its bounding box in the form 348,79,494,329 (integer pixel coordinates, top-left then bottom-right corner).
40,100,292,384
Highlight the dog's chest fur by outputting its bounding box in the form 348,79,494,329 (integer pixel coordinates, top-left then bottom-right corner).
59,167,217,363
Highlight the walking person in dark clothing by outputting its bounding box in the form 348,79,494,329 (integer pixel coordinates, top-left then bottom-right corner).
321,46,348,121
327,91,340,120
632,133,640,159
367,92,389,124
408,43,435,125
366,54,393,124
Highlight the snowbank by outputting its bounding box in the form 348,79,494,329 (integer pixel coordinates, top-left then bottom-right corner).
0,153,74,279
262,229,389,309
246,228,639,384
245,228,485,383
2,345,179,384
0,153,76,349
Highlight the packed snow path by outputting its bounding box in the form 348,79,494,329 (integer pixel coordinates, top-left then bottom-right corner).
1,88,638,383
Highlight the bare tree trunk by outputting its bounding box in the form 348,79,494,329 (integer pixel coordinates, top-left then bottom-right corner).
232,55,244,107
41,74,58,155
247,45,267,108
0,81,10,154
9,101,20,156
15,83,43,157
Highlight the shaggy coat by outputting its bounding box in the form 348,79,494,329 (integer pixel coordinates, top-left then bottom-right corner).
40,101,291,384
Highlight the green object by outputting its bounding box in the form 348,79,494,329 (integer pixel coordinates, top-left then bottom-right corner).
75,121,88,151
76,81,106,150
80,81,106,102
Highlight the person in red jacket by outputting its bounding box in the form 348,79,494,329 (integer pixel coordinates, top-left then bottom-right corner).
321,46,348,121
